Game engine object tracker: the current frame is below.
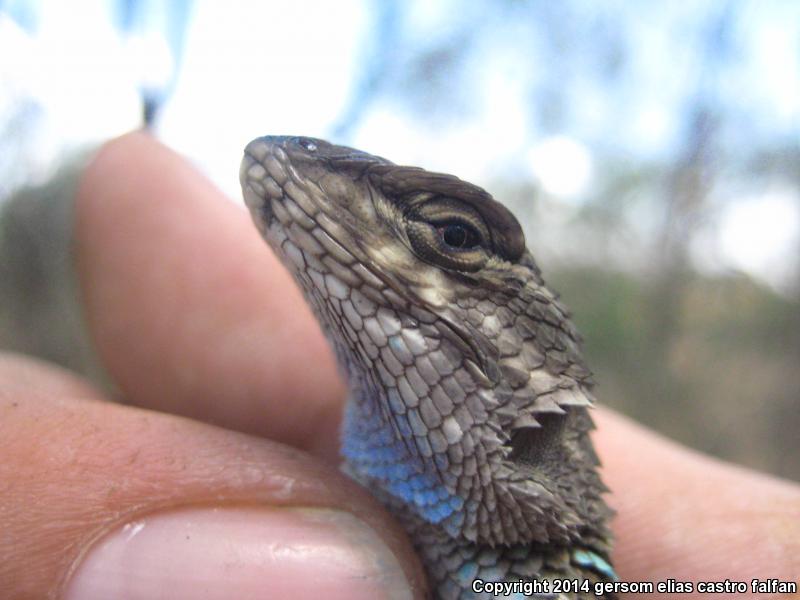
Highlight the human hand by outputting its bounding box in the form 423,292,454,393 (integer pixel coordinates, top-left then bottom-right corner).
1,132,425,600
594,410,799,598
1,132,797,599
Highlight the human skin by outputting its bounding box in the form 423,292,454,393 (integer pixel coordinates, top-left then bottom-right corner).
0,132,797,600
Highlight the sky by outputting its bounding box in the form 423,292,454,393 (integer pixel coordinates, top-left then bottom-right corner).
1,0,798,293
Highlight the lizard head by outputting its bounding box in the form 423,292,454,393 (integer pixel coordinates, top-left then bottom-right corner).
241,136,613,555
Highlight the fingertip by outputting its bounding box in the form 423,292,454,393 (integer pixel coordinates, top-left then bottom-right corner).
75,132,345,455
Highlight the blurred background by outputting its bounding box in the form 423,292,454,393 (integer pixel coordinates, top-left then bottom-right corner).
1,0,798,480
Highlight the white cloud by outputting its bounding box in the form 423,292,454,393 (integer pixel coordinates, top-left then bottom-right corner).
526,135,593,200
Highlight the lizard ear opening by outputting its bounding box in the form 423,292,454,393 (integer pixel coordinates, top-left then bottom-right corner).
507,412,567,465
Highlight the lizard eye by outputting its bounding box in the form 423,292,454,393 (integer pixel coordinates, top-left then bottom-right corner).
438,222,481,249
405,198,492,272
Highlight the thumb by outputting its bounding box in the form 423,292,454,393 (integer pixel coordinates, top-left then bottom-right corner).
0,354,425,600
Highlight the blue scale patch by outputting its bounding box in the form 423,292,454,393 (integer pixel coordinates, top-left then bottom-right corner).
456,561,479,586
342,401,467,528
572,549,618,581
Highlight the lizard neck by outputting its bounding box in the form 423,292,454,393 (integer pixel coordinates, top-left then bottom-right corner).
340,369,467,529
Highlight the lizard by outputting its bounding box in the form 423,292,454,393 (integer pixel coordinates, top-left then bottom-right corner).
239,135,617,600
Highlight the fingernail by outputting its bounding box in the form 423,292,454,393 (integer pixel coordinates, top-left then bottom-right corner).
64,507,414,600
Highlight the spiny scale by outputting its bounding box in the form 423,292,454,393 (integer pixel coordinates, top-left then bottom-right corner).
240,136,616,599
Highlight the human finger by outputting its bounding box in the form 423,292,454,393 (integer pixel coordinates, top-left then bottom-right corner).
594,408,799,599
0,353,424,600
75,132,346,459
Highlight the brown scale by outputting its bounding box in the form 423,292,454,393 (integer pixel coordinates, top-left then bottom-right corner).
241,135,618,600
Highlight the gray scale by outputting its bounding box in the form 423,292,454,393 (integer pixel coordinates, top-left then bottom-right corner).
241,136,618,599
